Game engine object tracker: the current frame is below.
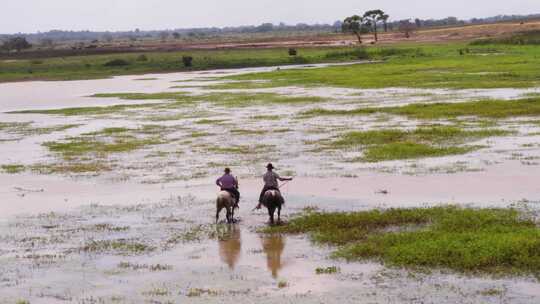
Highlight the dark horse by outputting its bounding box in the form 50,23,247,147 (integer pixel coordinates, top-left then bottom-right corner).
261,189,284,224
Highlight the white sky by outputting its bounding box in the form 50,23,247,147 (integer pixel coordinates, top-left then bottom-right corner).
2,0,540,34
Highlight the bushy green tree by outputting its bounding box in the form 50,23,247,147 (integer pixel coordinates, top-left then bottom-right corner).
363,10,386,42
342,15,365,44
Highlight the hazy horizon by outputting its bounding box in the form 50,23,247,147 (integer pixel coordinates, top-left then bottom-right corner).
2,0,540,34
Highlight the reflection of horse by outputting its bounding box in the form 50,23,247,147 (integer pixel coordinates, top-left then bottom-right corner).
218,224,242,269
262,190,284,224
216,191,238,223
261,234,286,278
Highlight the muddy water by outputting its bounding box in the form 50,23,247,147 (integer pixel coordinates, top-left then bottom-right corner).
2,65,540,303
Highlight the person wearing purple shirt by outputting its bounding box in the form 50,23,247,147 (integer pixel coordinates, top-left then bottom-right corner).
216,168,240,204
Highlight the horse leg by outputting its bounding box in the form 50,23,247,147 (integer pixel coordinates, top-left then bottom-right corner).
216,204,223,223
231,204,235,223
268,206,275,224
226,206,232,224
277,205,281,223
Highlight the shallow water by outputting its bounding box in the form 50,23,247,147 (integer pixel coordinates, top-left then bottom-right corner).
1,64,540,303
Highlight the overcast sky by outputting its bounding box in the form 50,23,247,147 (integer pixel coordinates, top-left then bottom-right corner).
2,0,540,34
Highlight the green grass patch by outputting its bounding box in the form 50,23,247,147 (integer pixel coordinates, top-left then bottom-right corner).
0,122,80,138
0,46,378,83
267,206,540,276
207,144,274,154
202,80,275,90
1,164,25,174
227,44,540,89
201,92,326,107
328,126,509,162
44,136,161,159
92,92,189,101
315,266,341,274
30,162,112,174
362,142,475,162
303,97,540,120
230,129,267,135
9,104,156,116
81,239,154,254
42,126,164,160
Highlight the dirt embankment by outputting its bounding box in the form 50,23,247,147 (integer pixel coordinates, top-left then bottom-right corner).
2,20,540,59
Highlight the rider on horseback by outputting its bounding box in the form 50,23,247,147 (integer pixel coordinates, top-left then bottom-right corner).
255,163,293,210
216,168,240,205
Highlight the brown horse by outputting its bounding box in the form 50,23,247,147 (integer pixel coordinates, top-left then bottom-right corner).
216,191,238,223
262,190,284,224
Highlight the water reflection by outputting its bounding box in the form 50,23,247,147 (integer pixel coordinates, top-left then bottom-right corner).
218,224,242,269
261,234,286,278
217,226,287,278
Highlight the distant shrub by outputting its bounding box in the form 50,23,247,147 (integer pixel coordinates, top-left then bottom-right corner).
103,59,130,67
288,48,298,56
30,59,43,65
182,56,193,67
136,54,148,62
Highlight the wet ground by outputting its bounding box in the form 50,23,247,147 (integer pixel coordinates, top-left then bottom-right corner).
1,63,540,303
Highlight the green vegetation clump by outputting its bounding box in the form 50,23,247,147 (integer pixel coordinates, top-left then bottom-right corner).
82,239,153,254
303,97,540,120
329,126,509,161
44,135,161,159
10,103,155,116
0,122,79,138
103,58,130,67
267,206,540,275
315,266,341,274
1,164,25,174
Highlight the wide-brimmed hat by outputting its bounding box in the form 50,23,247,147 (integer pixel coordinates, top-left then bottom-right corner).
266,163,274,169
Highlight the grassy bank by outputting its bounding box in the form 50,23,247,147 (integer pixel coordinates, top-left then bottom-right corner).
228,44,540,89
267,206,540,276
0,46,372,83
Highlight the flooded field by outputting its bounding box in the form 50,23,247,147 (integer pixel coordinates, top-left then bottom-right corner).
2,62,540,303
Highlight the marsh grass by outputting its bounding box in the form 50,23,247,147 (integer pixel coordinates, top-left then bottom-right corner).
10,104,156,116
315,266,341,274
201,92,326,107
117,262,172,271
328,126,509,162
302,97,540,120
0,122,80,138
30,162,112,174
230,129,268,135
202,80,275,90
92,92,190,101
81,239,154,254
207,144,274,154
267,206,540,276
44,136,161,159
1,164,25,174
